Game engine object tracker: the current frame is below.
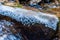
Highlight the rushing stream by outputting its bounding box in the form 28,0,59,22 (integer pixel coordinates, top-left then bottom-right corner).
0,20,23,40
0,5,59,30
0,5,59,40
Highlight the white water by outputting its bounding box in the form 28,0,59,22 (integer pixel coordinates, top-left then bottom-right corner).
30,0,41,5
0,20,22,40
0,5,59,30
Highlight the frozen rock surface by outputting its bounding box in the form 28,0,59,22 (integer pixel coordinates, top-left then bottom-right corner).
0,5,59,30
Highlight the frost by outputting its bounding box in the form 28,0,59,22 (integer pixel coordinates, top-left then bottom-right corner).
0,5,59,30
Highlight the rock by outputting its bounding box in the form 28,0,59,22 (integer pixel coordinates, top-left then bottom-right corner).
4,2,17,7
29,0,41,5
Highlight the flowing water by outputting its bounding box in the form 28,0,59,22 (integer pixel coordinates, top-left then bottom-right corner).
0,5,59,40
0,20,23,40
0,5,59,30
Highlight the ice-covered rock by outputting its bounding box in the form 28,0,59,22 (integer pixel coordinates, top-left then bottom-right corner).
0,5,59,30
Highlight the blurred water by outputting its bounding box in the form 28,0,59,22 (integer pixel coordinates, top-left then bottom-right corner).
0,20,23,40
0,5,59,30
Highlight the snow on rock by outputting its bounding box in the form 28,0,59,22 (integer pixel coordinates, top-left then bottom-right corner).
0,5,59,30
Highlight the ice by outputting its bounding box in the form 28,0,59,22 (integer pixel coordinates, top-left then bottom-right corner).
0,5,59,30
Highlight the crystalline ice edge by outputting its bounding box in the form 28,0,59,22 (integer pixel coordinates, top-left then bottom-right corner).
0,5,59,30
